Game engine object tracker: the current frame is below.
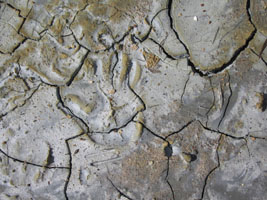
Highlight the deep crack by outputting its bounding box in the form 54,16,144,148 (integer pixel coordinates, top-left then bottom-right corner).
66,50,90,86
167,0,258,76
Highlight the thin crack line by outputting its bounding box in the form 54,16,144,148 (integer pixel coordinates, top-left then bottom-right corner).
180,71,192,104
149,37,180,60
198,120,248,140
250,48,267,65
0,148,69,169
167,0,258,76
166,179,175,200
107,177,134,200
140,8,168,42
111,50,119,89
217,72,232,130
63,132,87,200
165,156,175,200
165,120,195,139
56,87,90,133
199,134,222,200
167,0,206,76
209,0,257,74
93,111,141,134
135,121,166,141
205,78,216,126
0,84,41,118
66,50,90,86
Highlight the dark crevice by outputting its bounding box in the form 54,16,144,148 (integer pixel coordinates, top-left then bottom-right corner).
167,0,207,76
167,0,258,76
127,63,147,112
69,30,90,51
209,32,257,74
165,158,175,200
17,13,55,42
64,132,87,200
187,60,206,76
206,0,257,74
166,179,175,200
107,177,134,200
56,87,90,133
149,37,185,60
136,8,168,43
10,38,27,54
105,26,135,52
164,144,173,158
39,79,59,87
4,2,26,18
199,120,248,140
66,50,90,86
0,148,68,169
165,120,195,139
136,121,166,141
110,50,119,89
17,6,33,34
165,157,170,178
167,0,189,54
182,152,197,162
95,111,142,135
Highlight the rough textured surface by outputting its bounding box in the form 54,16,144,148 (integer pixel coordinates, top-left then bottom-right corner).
0,0,266,199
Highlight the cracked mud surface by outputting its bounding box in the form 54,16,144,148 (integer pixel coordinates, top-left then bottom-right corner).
0,0,266,199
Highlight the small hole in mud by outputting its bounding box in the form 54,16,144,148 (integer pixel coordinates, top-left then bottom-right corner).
164,144,173,158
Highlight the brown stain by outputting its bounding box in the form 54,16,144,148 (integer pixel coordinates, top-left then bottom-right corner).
72,10,110,51
143,50,160,69
256,92,267,112
117,142,166,189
